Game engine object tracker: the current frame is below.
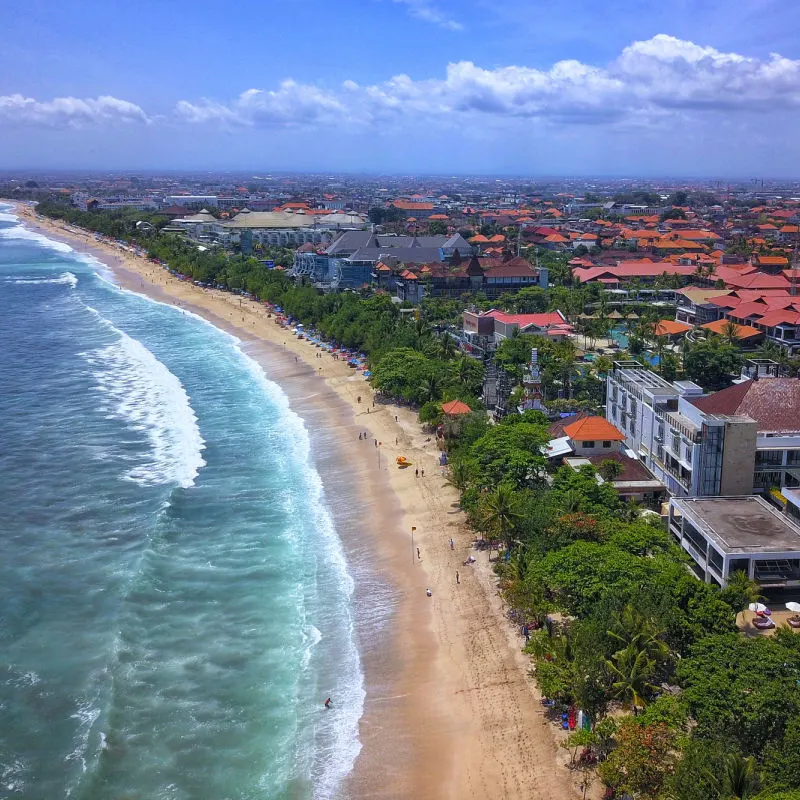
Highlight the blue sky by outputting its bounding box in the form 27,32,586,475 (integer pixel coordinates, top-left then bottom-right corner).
3,0,800,175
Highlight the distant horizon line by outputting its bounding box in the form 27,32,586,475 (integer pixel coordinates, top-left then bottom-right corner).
2,168,800,185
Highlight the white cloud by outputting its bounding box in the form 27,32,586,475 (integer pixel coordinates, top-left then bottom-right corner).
176,81,346,127
175,34,800,131
0,94,149,127
392,0,463,31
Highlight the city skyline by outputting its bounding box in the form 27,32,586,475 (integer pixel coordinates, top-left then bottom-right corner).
3,0,800,175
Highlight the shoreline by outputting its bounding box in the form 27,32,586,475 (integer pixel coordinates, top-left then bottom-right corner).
7,201,578,800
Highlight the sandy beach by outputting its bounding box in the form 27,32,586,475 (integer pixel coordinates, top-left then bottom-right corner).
10,202,579,800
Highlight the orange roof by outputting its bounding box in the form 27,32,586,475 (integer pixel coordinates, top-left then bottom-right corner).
755,255,790,266
441,399,471,416
392,200,434,211
701,319,763,339
469,234,489,243
428,214,449,220
544,234,569,243
564,416,624,442
653,319,693,336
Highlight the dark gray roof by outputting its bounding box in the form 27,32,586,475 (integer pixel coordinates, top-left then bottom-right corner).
327,232,469,256
347,247,446,264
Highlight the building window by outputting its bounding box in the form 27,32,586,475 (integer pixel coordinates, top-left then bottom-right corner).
756,450,784,467
583,441,596,448
602,441,611,448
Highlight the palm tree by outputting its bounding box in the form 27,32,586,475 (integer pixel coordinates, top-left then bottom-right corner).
605,645,658,714
446,460,472,493
438,332,457,360
720,753,761,799
455,354,476,390
480,483,524,552
721,320,741,346
418,375,442,404
607,605,669,665
722,570,764,626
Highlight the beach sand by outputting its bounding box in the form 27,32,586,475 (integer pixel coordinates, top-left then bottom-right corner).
10,203,580,800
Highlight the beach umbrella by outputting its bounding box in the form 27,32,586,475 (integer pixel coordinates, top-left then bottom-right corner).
786,602,800,613
748,602,768,613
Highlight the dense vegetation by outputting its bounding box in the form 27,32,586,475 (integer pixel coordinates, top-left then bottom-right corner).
442,403,800,799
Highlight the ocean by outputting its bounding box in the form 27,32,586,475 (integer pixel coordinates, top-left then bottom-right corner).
0,204,366,799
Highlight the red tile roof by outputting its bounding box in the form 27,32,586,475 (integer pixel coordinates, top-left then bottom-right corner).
691,379,800,432
441,399,471,416
701,319,763,339
653,319,693,336
564,416,625,442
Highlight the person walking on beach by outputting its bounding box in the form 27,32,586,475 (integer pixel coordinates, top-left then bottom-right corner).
416,547,421,560
421,468,425,478
359,433,362,440
449,537,454,550
415,468,419,478
456,571,460,584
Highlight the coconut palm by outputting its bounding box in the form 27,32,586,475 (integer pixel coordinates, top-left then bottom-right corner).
446,460,472,493
480,483,524,551
605,645,658,714
607,605,669,665
722,570,764,625
418,375,442,404
438,332,458,360
721,320,742,347
720,753,761,799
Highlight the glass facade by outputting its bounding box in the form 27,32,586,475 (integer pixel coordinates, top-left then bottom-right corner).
698,423,724,496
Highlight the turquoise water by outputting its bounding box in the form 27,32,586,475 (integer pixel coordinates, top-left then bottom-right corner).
610,326,628,349
0,205,365,799
610,326,660,366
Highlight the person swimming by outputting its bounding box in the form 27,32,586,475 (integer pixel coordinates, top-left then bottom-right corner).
324,697,332,709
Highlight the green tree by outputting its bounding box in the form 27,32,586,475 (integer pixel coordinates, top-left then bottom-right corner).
597,459,624,482
720,753,761,800
720,570,764,625
684,339,743,391
598,719,676,798
463,412,549,490
676,632,800,758
479,483,524,550
605,645,659,713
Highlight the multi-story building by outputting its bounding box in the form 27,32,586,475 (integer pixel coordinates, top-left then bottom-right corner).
164,195,219,209
668,495,800,588
606,361,757,497
607,360,800,504
674,287,730,326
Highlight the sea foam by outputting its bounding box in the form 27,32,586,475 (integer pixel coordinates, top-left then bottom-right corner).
3,271,78,287
235,346,365,800
0,222,75,254
82,306,206,489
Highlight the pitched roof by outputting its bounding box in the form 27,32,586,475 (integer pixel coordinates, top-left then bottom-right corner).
548,410,591,438
701,319,763,339
653,319,693,336
691,378,800,433
441,399,471,416
564,416,625,442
